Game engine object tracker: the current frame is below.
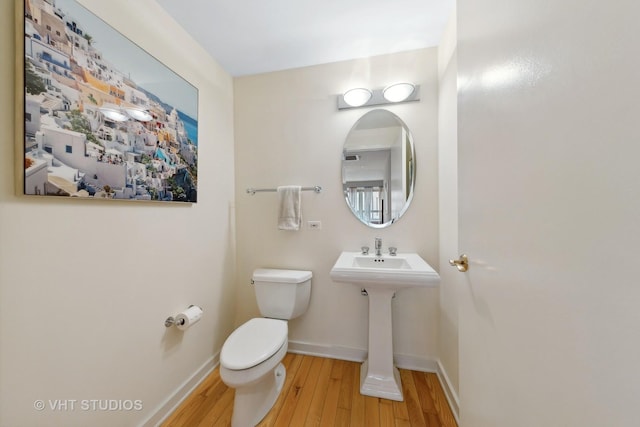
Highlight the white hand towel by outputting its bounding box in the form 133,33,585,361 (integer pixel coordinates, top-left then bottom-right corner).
277,185,302,230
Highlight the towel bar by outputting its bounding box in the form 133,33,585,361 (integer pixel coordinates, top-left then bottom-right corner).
246,186,322,195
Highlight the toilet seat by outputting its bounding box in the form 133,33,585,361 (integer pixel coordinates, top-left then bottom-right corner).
221,318,288,370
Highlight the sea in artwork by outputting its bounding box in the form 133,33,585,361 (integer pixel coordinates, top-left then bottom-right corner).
178,110,198,145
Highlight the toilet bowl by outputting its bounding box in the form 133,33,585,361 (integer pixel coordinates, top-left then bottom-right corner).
219,268,312,427
220,318,288,426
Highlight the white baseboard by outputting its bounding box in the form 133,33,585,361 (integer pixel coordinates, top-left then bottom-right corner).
288,341,459,422
288,340,438,372
287,340,367,362
140,354,219,427
394,353,439,372
436,360,460,424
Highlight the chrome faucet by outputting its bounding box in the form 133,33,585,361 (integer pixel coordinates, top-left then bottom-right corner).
375,237,382,256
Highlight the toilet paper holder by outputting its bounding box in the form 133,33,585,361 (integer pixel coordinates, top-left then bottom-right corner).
165,304,197,328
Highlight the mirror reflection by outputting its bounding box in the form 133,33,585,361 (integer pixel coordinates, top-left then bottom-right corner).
342,109,415,228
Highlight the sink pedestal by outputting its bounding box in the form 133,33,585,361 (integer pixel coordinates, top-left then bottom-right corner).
330,251,441,402
360,288,403,401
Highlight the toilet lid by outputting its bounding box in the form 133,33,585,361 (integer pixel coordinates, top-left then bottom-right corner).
221,318,288,370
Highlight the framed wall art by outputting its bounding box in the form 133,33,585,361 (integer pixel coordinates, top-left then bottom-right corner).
21,0,199,202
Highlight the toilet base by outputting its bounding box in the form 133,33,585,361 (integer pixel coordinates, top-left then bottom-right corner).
231,363,286,427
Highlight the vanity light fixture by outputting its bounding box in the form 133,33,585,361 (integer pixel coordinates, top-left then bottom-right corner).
338,83,420,110
99,106,153,122
99,107,129,122
342,88,373,107
382,82,416,103
124,108,153,122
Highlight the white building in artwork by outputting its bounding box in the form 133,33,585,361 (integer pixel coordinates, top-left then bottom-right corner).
25,33,72,79
36,126,127,190
180,143,197,166
122,85,150,109
25,97,41,137
24,157,48,195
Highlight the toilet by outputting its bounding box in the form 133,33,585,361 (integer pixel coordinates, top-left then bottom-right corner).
220,268,312,427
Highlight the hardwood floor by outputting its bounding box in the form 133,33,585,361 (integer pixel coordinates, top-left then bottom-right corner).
161,353,458,427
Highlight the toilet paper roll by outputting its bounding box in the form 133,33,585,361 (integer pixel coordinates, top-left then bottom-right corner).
175,305,203,331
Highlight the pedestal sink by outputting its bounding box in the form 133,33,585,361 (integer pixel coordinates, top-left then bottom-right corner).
330,251,440,401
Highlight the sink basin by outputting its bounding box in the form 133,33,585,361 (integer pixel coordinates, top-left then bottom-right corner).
353,256,411,269
330,250,440,401
330,251,439,289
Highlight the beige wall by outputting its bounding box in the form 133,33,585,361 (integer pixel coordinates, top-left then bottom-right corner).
0,1,235,426
437,10,460,405
233,49,441,365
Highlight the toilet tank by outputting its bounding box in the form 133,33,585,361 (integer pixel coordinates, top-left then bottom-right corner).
252,269,312,320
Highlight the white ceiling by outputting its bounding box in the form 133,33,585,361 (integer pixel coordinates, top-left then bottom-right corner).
155,0,456,77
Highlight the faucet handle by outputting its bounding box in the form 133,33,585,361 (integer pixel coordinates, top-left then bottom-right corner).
361,246,370,255
388,247,397,256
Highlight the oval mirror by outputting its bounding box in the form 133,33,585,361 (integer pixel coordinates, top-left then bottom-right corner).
342,109,415,228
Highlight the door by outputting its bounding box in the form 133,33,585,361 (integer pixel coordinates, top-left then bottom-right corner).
456,0,640,426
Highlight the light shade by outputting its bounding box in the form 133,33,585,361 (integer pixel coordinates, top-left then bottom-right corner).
124,108,153,122
99,106,153,122
382,83,415,103
99,108,128,122
343,88,372,107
